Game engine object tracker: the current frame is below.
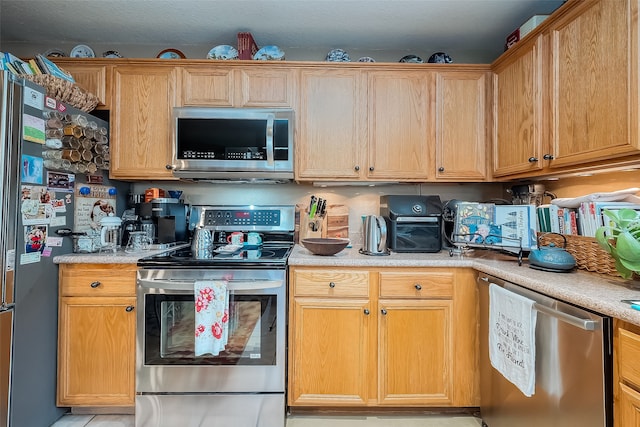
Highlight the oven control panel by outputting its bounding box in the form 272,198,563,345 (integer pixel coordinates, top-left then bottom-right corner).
202,209,281,226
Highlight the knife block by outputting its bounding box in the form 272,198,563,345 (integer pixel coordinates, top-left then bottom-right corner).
299,213,327,240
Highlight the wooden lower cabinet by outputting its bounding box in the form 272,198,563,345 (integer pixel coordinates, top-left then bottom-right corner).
57,264,137,407
615,321,640,427
288,266,478,408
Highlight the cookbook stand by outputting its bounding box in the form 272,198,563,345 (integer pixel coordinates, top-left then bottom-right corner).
448,232,524,266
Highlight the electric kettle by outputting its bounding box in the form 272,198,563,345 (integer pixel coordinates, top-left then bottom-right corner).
360,215,390,256
99,214,122,253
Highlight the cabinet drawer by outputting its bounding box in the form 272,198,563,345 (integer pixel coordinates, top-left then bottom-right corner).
60,264,136,297
620,328,640,387
379,271,453,299
293,270,369,297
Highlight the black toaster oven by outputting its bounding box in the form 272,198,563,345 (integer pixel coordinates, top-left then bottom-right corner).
380,195,443,253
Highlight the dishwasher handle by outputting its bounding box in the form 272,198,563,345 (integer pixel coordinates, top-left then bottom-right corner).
478,275,598,331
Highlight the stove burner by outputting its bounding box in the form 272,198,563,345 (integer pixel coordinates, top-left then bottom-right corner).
137,244,292,268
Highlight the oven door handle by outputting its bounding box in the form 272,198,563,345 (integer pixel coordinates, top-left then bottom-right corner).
138,278,284,292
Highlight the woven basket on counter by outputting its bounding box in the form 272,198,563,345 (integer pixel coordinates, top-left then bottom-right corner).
24,74,100,112
536,232,621,278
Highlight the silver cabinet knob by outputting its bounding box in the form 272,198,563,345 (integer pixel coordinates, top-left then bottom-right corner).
125,306,135,312
438,167,445,172
381,308,387,315
329,282,336,288
90,281,101,288
369,166,374,172
414,284,422,290
528,157,538,163
354,165,360,171
364,309,370,315
543,154,555,160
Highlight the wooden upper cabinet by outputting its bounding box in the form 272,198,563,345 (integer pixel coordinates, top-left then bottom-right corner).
492,35,544,177
51,59,110,108
180,65,295,107
296,68,365,180
367,70,431,180
435,70,489,181
181,66,234,106
548,0,639,168
110,65,178,180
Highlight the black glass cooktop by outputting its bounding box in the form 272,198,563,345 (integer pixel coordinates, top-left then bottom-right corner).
137,243,292,268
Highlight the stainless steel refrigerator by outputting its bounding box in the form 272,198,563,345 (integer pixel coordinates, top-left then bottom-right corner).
0,70,117,427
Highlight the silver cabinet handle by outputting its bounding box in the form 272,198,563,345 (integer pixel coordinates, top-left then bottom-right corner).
354,165,360,171
364,309,370,315
381,308,387,315
414,284,422,290
543,154,555,160
528,157,538,163
90,281,101,288
125,306,135,312
329,282,336,288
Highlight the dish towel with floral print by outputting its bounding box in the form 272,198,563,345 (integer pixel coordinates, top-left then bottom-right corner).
194,280,229,357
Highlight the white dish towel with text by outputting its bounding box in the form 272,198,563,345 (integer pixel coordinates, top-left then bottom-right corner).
489,283,537,397
194,280,229,357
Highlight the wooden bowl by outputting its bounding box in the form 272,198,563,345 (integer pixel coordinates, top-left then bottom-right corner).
300,238,350,256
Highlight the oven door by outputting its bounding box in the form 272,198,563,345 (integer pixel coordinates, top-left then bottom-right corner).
136,268,286,394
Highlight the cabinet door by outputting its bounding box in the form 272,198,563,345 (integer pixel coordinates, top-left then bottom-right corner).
296,68,365,180
367,71,430,180
620,384,640,427
57,296,136,406
435,71,488,181
288,298,370,406
548,0,639,167
236,67,295,107
57,62,110,108
180,66,234,106
492,36,545,177
378,299,453,405
110,65,177,180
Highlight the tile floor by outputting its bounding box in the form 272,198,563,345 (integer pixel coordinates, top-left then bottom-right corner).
51,414,483,427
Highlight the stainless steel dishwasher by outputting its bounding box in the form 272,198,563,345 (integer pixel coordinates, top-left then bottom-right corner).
477,273,613,427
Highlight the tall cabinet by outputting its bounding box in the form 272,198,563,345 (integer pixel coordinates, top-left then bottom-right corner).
110,64,178,180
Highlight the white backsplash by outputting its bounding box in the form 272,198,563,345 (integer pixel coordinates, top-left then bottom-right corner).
131,181,505,242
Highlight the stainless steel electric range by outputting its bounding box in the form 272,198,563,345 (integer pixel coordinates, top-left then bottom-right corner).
135,205,295,427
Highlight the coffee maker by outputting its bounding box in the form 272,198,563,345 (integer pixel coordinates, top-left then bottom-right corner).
137,198,188,244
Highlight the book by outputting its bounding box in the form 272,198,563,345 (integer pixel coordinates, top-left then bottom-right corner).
237,32,259,60
35,54,74,82
453,202,494,243
28,58,43,75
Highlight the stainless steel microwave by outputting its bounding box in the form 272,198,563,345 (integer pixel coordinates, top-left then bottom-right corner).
170,108,294,182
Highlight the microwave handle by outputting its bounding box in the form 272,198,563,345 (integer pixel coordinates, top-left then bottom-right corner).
266,114,274,166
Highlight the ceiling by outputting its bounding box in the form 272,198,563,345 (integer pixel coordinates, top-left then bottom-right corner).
0,0,565,63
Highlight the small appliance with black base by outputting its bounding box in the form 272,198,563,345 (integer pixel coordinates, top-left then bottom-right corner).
380,195,443,252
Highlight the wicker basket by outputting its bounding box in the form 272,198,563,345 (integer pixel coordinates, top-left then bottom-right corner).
24,74,100,112
536,232,622,277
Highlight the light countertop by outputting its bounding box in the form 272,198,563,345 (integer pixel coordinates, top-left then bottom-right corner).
54,244,640,326
289,245,640,326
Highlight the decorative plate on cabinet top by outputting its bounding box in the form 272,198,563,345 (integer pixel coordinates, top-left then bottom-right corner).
358,56,376,62
102,50,122,58
253,45,285,61
156,48,186,59
44,48,66,58
427,52,453,63
325,48,350,62
399,54,424,63
207,45,238,60
70,44,95,58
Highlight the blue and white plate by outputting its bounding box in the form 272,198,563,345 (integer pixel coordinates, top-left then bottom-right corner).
157,48,186,59
326,48,350,62
70,44,95,58
253,45,285,61
207,45,239,60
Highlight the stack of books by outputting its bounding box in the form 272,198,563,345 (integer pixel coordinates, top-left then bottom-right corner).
537,202,640,237
1,52,74,83
452,202,538,251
